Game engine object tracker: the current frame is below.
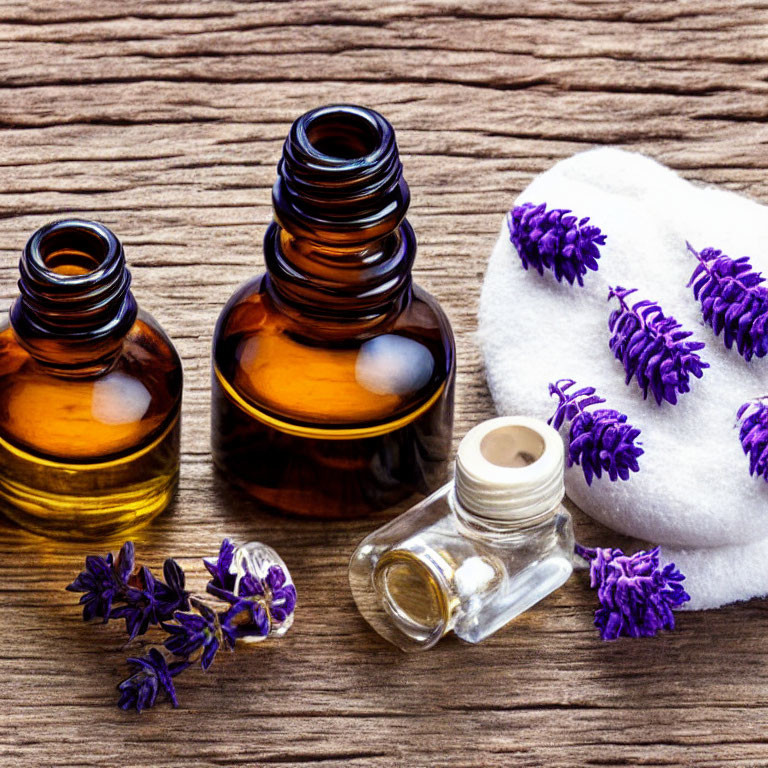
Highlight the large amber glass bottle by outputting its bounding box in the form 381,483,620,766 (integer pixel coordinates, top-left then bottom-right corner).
212,105,455,518
0,219,182,539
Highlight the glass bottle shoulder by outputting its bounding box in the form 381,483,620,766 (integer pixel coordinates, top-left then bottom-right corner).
355,484,572,554
0,309,182,462
212,275,455,427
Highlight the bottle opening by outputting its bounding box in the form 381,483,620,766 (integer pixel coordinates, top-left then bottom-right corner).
268,104,412,316
371,550,450,651
12,219,138,372
305,109,381,160
455,416,565,525
38,227,108,276
479,424,545,468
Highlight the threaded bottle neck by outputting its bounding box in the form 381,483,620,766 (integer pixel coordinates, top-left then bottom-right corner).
266,105,415,321
10,219,138,374
454,417,566,531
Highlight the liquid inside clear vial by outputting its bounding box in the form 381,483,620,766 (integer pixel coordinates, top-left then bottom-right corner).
349,417,575,651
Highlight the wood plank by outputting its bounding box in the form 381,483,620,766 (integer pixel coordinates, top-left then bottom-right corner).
1,1,767,766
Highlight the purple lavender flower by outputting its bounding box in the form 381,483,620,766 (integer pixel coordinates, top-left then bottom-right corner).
508,202,605,286
163,602,221,670
737,399,768,481
66,554,122,622
236,565,295,621
238,570,264,598
153,586,272,709
114,541,135,584
117,648,189,713
265,566,297,624
219,599,271,647
67,543,189,638
66,542,135,622
608,286,708,405
205,542,297,627
72,539,295,713
575,544,690,641
549,379,644,485
155,559,189,618
687,242,768,361
111,566,161,641
203,538,236,601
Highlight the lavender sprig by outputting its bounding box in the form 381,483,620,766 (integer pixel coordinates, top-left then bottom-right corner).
608,286,708,405
203,538,236,601
218,598,271,648
66,545,131,622
687,242,768,361
508,202,606,286
737,399,768,481
69,539,297,713
102,540,296,713
575,544,690,641
67,542,189,639
120,593,273,713
117,648,189,713
162,601,223,671
549,379,643,485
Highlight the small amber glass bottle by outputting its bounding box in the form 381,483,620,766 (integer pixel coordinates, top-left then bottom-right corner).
212,105,456,518
0,219,182,539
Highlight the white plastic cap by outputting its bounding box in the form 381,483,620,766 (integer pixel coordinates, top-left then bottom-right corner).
454,416,565,526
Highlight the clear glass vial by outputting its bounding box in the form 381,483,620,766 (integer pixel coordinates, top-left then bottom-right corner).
0,219,183,539
349,416,575,651
225,540,296,640
211,105,455,518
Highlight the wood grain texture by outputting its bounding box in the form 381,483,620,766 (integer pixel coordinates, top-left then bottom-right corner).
1,1,768,765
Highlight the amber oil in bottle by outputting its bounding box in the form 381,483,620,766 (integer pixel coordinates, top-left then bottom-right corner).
211,105,456,518
0,220,183,539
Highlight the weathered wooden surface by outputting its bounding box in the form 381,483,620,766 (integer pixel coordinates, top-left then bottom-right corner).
2,1,768,766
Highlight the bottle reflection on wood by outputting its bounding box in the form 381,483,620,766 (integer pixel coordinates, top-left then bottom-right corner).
212,105,456,518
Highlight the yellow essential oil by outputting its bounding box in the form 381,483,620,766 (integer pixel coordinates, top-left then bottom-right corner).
0,219,182,539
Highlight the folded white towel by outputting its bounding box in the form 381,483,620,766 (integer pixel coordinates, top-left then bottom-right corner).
478,147,768,610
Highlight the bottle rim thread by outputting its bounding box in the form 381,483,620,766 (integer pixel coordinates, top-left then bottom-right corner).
11,219,137,371
267,104,415,319
454,416,565,528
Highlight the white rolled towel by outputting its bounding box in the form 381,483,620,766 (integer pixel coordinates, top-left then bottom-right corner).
478,147,768,610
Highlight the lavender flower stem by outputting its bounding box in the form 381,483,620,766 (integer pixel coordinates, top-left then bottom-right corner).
572,543,592,571
507,202,606,286
70,539,297,714
737,398,768,481
66,542,190,640
607,285,708,406
548,379,643,485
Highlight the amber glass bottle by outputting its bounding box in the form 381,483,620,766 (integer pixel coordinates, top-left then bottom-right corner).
0,219,182,539
212,105,455,518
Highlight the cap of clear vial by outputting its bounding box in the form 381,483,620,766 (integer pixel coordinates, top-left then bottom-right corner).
454,415,565,527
